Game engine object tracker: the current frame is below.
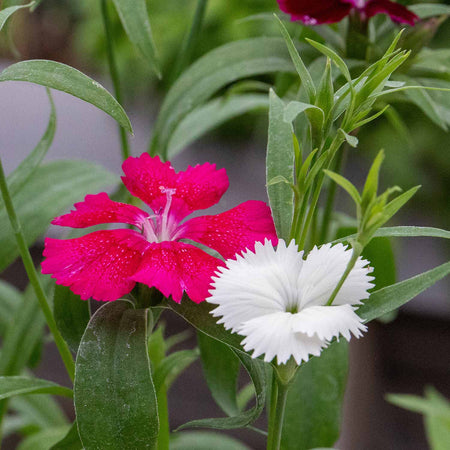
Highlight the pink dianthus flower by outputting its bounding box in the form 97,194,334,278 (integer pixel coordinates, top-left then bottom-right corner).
277,0,418,26
42,154,277,303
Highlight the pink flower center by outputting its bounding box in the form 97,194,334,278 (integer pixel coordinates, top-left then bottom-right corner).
141,187,181,243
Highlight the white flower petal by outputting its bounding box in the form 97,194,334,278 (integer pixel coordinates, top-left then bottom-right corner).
297,243,374,308
207,239,303,331
292,304,367,342
239,311,326,365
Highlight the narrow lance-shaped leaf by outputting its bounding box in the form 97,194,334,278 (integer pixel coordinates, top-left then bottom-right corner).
74,300,159,449
332,226,450,243
0,376,72,400
50,421,83,450
5,88,56,200
282,341,349,450
0,60,132,132
149,37,295,158
178,349,266,430
0,2,34,31
198,331,240,416
358,261,450,323
267,89,295,240
53,285,90,353
167,94,269,159
274,15,316,102
111,0,161,78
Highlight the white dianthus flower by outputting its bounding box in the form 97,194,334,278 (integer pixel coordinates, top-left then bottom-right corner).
207,239,374,365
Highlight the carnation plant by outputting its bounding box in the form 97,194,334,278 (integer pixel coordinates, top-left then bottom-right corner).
0,1,449,449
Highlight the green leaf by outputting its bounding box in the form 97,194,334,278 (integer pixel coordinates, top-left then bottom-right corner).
17,426,71,450
5,88,56,199
267,89,295,240
282,341,348,450
198,331,240,416
178,350,266,430
378,186,420,227
306,39,351,83
323,170,361,205
150,37,295,158
0,280,21,336
361,150,385,209
53,285,90,353
11,394,68,429
153,349,198,393
409,4,450,19
358,261,450,323
50,421,83,450
170,431,251,450
0,160,118,272
362,238,396,291
339,129,358,148
167,297,243,351
332,226,450,243
111,0,160,78
0,2,34,31
167,94,268,159
274,15,316,102
284,100,324,130
0,276,51,376
74,300,158,450
0,60,132,132
0,376,72,400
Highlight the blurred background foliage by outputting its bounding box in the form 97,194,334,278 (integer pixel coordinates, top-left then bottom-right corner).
0,0,449,228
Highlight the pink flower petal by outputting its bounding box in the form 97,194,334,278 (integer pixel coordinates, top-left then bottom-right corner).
277,0,352,24
365,0,418,25
179,200,278,260
52,193,148,228
42,229,149,301
132,241,224,303
121,154,228,221
121,153,177,214
172,163,229,220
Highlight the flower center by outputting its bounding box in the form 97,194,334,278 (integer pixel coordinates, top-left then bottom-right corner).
141,187,180,243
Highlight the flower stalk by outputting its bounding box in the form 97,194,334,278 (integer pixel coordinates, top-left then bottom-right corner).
0,157,75,382
100,0,130,161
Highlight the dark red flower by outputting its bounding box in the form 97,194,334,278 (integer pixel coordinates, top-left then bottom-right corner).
277,0,418,26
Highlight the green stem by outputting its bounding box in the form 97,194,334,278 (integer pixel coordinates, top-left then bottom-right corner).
156,386,170,450
267,377,289,450
0,158,75,382
100,0,130,161
169,0,208,84
319,144,348,243
326,245,362,306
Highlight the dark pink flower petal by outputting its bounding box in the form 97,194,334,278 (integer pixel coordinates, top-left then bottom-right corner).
179,201,278,260
172,163,229,220
365,0,418,25
277,0,352,24
52,193,148,228
132,241,224,303
42,229,149,301
122,153,177,214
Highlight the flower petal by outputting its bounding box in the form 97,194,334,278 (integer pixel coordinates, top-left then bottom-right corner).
208,240,303,332
51,193,148,228
122,154,229,221
172,162,229,220
132,241,223,303
179,200,278,259
239,311,326,365
292,304,367,342
121,153,177,214
42,229,149,301
297,243,374,309
277,0,352,24
365,0,418,25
